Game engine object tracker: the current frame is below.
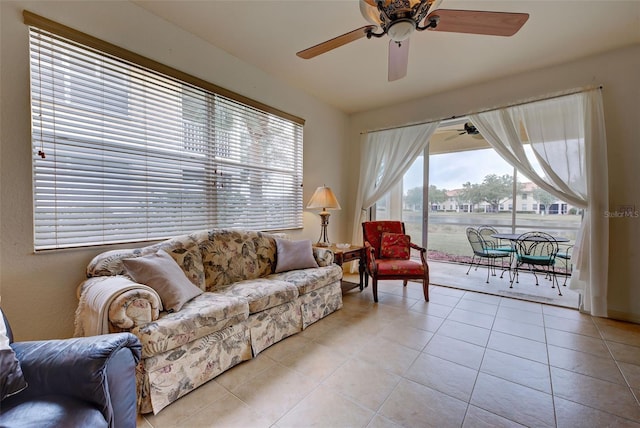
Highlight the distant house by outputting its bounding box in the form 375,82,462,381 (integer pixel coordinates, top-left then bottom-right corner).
433,182,577,214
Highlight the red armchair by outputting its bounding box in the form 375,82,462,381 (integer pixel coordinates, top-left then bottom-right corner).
362,221,430,303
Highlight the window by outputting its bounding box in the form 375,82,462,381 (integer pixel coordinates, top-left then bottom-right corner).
28,25,303,250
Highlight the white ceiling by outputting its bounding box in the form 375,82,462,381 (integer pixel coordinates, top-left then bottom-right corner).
134,0,640,114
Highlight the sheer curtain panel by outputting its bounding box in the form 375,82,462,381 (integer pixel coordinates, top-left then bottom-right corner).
351,122,440,249
470,89,608,316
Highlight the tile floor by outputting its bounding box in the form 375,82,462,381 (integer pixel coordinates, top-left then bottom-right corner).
138,279,640,428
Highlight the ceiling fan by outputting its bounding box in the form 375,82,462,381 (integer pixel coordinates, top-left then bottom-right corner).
296,0,529,81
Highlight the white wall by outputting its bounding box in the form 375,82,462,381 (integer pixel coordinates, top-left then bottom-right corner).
0,1,350,340
348,44,640,323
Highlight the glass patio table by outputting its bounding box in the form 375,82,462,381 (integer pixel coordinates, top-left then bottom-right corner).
491,233,570,243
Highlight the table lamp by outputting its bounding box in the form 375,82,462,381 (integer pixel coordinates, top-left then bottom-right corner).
306,185,341,247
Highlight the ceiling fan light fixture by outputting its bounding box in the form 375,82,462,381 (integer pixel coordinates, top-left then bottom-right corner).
388,19,416,41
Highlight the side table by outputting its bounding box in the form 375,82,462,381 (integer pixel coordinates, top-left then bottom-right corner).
315,244,365,293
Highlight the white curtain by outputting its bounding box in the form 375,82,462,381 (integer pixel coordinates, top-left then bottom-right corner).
469,89,608,316
351,122,440,250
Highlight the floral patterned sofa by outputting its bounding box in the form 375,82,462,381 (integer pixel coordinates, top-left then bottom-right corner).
74,229,343,415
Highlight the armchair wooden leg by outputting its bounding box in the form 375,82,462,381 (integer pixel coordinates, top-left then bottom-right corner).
372,278,379,303
422,279,429,302
403,280,408,287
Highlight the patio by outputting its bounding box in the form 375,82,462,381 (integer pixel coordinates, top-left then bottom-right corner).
346,260,579,309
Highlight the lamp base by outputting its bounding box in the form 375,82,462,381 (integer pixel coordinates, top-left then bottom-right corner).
316,212,331,247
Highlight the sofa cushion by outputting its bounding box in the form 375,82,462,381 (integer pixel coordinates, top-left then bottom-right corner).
200,230,277,291
123,250,203,313
132,293,249,358
216,279,299,314
0,395,108,428
274,239,318,273
268,264,343,295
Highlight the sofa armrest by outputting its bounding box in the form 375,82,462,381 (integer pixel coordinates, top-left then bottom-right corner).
11,333,141,428
312,247,335,266
76,276,162,334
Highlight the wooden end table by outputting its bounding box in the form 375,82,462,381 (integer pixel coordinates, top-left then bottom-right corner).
315,244,365,293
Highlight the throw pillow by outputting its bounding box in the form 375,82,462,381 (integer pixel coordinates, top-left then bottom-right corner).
0,309,28,401
123,250,203,313
380,232,411,260
274,239,319,273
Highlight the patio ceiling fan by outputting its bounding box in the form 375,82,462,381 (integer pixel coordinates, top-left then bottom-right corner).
296,0,529,81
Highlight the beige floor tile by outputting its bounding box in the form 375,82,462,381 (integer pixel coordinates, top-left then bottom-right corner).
408,300,454,319
436,319,491,347
405,353,478,401
432,285,468,298
545,328,611,358
214,353,277,391
620,361,640,389
480,348,552,393
424,334,486,369
607,341,640,366
462,405,527,428
378,323,434,351
487,330,549,364
277,340,348,382
595,317,640,347
554,396,640,428
393,310,445,333
470,373,555,427
547,344,626,384
427,292,463,308
499,298,543,313
497,305,544,326
447,307,496,329
541,304,585,320
322,357,401,411
357,336,421,376
181,393,272,428
137,414,152,428
313,324,376,355
144,380,230,427
380,379,467,428
550,366,640,422
492,317,546,342
375,291,420,310
231,363,318,422
461,291,503,306
543,314,601,338
455,298,499,316
366,414,403,428
276,384,375,428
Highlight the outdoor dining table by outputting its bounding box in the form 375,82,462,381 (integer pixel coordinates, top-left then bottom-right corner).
492,233,570,243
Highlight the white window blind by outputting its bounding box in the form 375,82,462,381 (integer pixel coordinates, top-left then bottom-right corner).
29,27,303,250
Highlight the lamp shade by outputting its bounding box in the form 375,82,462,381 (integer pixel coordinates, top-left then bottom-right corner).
306,186,341,211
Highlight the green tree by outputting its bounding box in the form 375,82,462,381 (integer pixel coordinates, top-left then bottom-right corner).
479,174,515,212
459,181,484,210
532,187,556,213
404,186,423,210
428,185,448,208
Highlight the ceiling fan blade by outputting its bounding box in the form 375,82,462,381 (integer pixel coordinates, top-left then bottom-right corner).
296,25,377,59
427,9,529,37
388,39,410,81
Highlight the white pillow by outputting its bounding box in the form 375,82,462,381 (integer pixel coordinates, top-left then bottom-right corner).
123,250,203,313
274,239,319,273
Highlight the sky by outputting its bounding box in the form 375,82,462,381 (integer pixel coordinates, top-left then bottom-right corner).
403,148,514,192
403,146,541,192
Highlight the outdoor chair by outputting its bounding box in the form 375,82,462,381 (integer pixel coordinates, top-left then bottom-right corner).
510,231,562,295
465,227,512,283
556,243,574,286
362,221,429,303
